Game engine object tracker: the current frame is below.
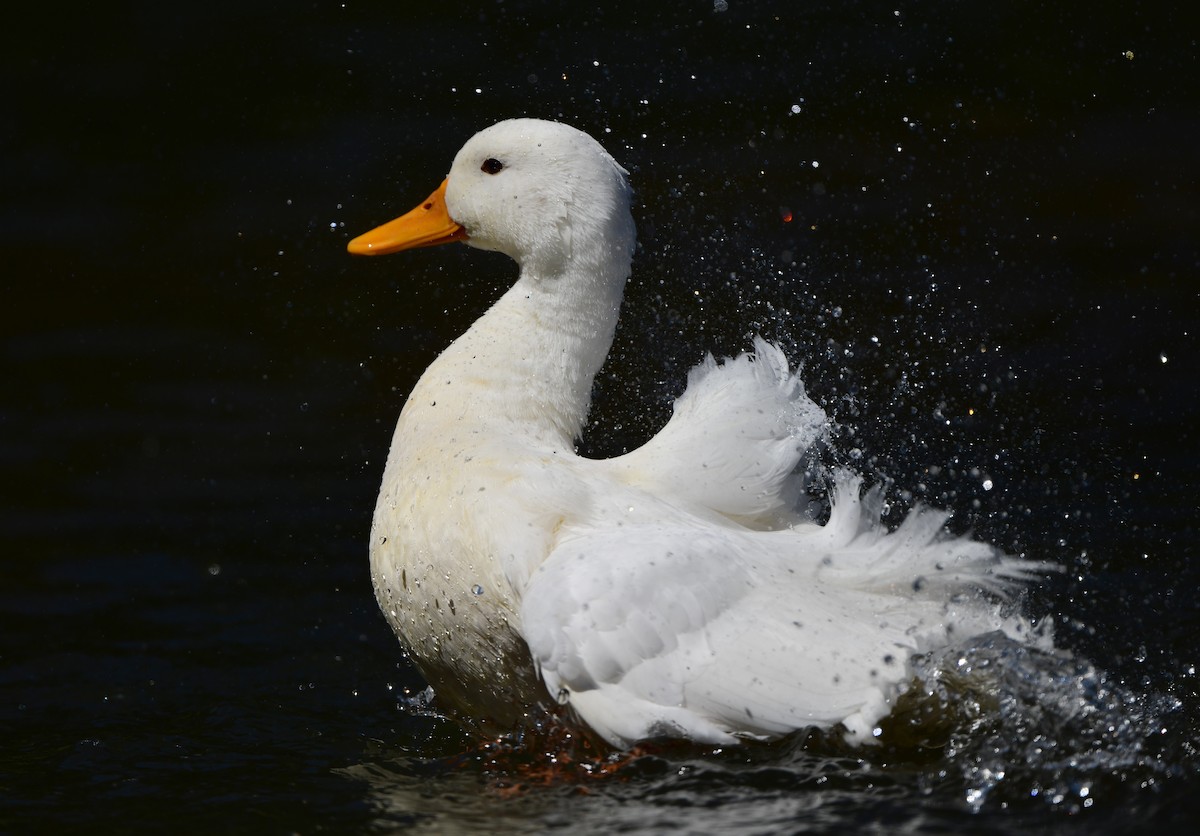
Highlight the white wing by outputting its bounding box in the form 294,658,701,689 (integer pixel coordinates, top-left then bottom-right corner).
604,338,826,527
519,474,1036,748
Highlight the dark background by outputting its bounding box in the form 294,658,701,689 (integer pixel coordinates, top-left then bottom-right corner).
2,1,1197,831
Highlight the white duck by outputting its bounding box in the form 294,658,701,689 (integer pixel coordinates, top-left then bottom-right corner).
349,118,1041,748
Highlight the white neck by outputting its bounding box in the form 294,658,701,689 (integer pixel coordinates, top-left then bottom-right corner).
407,233,632,449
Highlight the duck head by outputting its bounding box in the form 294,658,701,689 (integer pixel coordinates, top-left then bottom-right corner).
348,118,635,279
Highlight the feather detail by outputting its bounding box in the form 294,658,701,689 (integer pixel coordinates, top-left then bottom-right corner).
606,337,826,526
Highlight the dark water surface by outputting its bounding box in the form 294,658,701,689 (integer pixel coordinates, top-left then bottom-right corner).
4,1,1198,831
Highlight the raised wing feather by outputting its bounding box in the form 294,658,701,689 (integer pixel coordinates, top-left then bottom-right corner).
604,338,826,526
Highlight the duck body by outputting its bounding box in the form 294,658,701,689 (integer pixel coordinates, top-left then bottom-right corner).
353,119,1043,747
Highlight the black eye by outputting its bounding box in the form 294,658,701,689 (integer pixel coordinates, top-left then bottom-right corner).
481,158,504,175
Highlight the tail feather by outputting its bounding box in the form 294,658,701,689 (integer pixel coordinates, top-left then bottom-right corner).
817,470,1053,597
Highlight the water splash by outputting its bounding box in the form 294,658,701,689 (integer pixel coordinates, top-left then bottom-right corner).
902,633,1189,812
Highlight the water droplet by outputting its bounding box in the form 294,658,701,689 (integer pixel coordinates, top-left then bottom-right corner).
556,688,570,705
471,584,484,596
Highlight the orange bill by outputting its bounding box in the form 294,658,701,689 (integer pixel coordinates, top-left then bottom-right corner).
347,178,467,255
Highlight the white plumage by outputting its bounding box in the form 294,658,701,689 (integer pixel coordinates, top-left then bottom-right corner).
349,118,1044,748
